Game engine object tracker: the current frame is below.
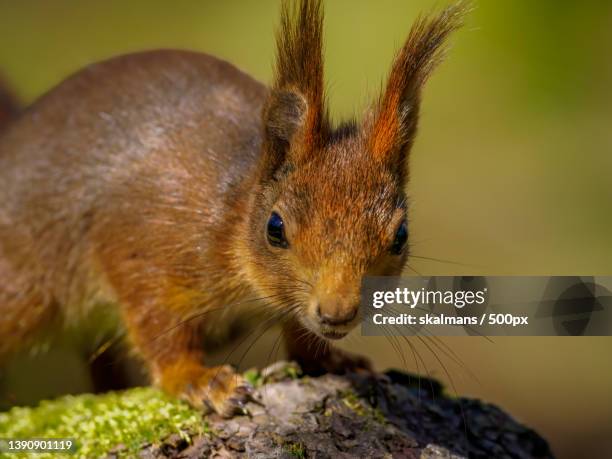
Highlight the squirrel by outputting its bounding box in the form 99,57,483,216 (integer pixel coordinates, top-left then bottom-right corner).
0,0,465,416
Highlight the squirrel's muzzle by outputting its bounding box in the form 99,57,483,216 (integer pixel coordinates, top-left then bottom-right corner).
317,304,357,326
310,268,361,336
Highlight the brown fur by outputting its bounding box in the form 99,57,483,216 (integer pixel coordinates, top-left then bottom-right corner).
0,0,465,416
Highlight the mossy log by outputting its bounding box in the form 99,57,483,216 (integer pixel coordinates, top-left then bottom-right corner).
0,362,553,458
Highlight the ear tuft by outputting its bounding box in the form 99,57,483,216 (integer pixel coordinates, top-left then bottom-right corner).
275,0,324,100
262,0,327,170
370,1,469,167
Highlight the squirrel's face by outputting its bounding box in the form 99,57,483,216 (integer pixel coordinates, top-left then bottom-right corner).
244,0,464,339
246,132,409,340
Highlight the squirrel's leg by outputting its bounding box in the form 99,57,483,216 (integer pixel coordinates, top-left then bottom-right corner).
282,318,372,375
121,301,252,417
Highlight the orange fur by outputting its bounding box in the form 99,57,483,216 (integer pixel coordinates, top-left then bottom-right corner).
371,2,467,166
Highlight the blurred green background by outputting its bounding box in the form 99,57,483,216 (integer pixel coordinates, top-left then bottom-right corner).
0,1,611,457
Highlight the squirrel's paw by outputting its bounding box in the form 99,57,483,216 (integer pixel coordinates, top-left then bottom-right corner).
179,365,255,417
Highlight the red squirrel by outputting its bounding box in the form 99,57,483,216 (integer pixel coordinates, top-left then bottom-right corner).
0,0,465,416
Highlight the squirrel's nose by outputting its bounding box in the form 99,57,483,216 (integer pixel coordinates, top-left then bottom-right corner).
317,305,358,326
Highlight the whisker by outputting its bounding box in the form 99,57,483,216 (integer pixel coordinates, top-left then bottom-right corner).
88,332,126,364
413,332,470,449
419,329,481,385
265,330,285,370
205,304,299,398
232,305,298,375
404,263,424,277
149,292,294,344
377,303,474,373
395,333,437,400
379,325,408,371
407,304,494,343
408,253,478,268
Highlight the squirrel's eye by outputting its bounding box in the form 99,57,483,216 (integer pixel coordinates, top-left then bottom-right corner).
267,212,288,248
390,220,408,255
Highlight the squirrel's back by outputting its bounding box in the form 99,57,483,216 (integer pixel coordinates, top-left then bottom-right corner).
0,50,267,213
0,50,267,354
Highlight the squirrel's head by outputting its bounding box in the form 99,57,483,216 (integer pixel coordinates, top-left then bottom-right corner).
245,0,465,340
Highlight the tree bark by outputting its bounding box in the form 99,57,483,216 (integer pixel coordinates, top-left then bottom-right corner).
119,362,553,459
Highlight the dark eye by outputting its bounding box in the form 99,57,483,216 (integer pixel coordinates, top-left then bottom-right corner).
267,212,288,248
390,220,408,255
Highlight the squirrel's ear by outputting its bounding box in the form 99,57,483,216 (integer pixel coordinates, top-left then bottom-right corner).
262,0,327,172
368,2,467,176
262,88,308,172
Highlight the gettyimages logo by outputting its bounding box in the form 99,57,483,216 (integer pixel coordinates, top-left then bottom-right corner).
361,276,612,337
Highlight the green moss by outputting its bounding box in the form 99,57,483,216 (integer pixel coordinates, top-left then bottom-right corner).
284,441,306,458
340,390,367,417
0,387,205,459
243,368,263,388
284,364,301,380
340,390,386,426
